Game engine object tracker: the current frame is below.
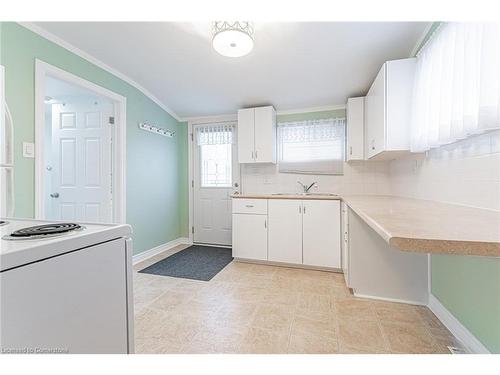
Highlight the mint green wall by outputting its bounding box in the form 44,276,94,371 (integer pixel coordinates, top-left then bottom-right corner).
0,22,188,254
277,109,345,122
432,255,500,353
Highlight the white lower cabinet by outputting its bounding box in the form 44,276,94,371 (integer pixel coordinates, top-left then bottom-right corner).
268,199,303,264
232,198,342,268
302,200,341,268
232,199,268,261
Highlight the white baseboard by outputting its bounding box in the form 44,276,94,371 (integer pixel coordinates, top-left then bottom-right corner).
132,237,191,265
428,294,490,354
353,292,426,306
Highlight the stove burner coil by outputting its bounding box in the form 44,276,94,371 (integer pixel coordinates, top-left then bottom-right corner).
10,223,82,238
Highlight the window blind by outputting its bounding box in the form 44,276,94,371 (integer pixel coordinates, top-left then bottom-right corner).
277,118,345,175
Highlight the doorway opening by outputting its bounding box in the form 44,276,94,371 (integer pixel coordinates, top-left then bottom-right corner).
35,60,126,223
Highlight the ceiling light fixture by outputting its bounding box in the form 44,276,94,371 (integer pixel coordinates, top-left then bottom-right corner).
212,21,254,57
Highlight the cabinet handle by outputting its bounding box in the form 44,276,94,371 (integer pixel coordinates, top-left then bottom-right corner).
264,219,267,229
350,146,352,155
299,206,302,214
255,150,258,159
251,151,254,160
303,206,306,214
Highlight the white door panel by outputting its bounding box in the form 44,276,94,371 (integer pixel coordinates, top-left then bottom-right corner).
268,199,303,264
302,200,341,268
193,124,239,245
49,99,113,223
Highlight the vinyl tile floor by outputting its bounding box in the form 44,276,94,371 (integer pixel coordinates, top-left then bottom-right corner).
133,245,465,354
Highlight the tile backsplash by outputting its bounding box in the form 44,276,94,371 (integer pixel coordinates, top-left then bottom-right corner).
389,130,500,211
240,161,391,196
240,130,500,211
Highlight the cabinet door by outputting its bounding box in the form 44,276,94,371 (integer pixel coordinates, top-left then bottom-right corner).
254,106,276,163
232,214,268,260
365,64,386,159
268,199,302,264
237,108,255,163
341,202,350,286
385,58,415,151
346,97,364,161
302,200,341,268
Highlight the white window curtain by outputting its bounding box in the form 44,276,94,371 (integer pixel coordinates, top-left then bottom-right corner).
196,123,235,187
411,22,500,152
196,123,235,146
278,118,345,175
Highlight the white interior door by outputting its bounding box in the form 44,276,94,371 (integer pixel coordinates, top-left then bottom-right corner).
193,123,239,246
48,98,114,223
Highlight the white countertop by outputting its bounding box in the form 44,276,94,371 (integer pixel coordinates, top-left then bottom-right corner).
231,193,341,200
232,193,500,257
341,195,500,257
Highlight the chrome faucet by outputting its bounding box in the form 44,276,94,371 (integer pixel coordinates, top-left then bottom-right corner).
297,181,317,193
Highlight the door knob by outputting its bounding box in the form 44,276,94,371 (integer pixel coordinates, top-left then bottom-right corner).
50,192,60,198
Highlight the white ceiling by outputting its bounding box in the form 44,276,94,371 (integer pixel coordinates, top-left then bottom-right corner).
33,22,430,119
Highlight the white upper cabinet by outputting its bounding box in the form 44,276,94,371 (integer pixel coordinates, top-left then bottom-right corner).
365,58,416,160
237,106,276,163
346,97,365,161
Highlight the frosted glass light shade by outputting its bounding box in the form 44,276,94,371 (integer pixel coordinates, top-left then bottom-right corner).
212,22,254,57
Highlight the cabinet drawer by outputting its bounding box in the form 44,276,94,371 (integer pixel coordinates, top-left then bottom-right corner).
232,199,267,214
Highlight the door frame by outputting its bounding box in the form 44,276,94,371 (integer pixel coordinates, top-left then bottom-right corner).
34,59,127,223
187,114,239,245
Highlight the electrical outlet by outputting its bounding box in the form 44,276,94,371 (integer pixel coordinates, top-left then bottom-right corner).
263,175,272,184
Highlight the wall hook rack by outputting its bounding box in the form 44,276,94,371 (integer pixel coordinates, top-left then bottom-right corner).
138,122,175,138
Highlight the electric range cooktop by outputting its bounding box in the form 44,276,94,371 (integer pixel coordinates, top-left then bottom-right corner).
2,222,84,241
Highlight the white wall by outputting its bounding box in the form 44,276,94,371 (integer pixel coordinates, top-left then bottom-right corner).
241,160,392,195
389,130,500,210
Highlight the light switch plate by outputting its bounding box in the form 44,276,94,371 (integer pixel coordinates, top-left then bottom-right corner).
23,142,35,158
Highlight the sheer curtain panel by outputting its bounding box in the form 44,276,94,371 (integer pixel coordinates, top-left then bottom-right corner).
411,22,500,152
196,123,235,146
278,118,345,175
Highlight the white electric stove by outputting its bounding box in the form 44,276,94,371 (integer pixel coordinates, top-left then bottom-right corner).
0,218,134,354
